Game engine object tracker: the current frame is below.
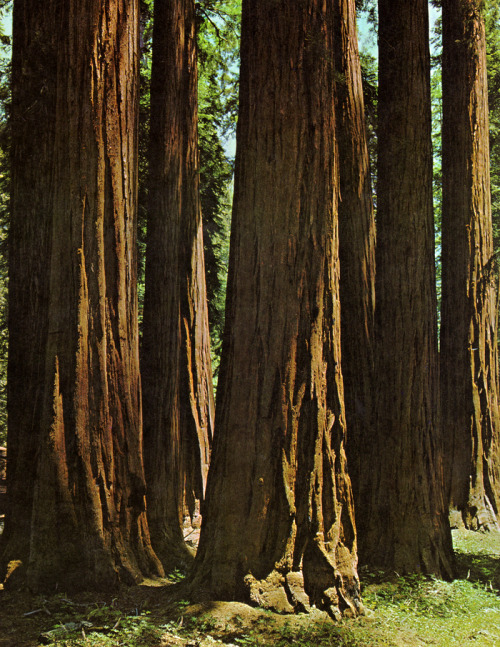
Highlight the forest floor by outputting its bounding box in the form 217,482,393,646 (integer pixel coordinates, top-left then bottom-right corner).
0,528,499,647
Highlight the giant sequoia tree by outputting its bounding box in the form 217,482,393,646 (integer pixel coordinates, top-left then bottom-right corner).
141,0,214,571
0,0,55,580
3,0,163,591
440,0,500,531
189,0,361,618
333,0,376,523
362,0,454,575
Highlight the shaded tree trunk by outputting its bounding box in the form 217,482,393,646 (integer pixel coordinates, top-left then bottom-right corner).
141,0,214,571
0,0,56,583
189,0,361,619
4,0,164,592
441,0,500,531
362,0,454,576
333,0,376,529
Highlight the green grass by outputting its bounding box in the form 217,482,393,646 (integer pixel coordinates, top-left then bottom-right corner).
39,528,500,647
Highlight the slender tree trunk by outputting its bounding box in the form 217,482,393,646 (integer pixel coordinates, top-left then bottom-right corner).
189,0,361,619
362,0,454,576
141,0,214,571
4,0,164,592
0,0,56,583
441,0,500,531
333,0,376,528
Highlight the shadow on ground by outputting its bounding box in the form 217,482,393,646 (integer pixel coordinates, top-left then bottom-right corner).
454,547,500,591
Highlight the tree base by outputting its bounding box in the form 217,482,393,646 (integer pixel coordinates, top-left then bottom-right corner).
449,499,500,533
149,524,195,575
185,566,363,620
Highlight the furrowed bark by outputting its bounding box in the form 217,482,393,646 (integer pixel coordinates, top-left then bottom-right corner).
0,0,57,583
333,0,376,533
441,0,500,532
9,0,164,591
141,0,214,571
189,0,361,619
363,0,454,576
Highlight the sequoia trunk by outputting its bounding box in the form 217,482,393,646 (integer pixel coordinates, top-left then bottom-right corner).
441,0,500,530
189,0,361,619
333,0,376,526
141,0,214,571
363,0,454,575
9,0,163,591
0,0,56,582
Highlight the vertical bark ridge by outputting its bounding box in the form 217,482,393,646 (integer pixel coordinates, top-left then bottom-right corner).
333,0,376,534
0,0,58,583
189,0,361,619
23,0,163,591
141,0,214,571
364,0,454,577
441,0,500,531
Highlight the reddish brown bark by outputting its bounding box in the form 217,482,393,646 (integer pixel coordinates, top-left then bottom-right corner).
363,0,454,576
441,0,500,531
3,0,164,591
0,0,56,582
141,0,214,571
189,0,361,619
333,0,376,526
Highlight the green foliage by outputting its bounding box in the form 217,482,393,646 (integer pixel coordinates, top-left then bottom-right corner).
136,0,239,379
197,0,240,376
356,0,377,33
197,0,240,138
486,0,500,253
41,611,163,647
453,526,500,591
430,12,443,323
137,0,153,331
9,531,499,647
165,567,186,583
359,51,378,203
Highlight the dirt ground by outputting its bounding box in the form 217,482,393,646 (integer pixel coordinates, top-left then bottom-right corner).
0,576,340,647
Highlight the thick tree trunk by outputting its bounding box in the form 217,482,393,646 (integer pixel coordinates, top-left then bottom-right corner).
189,0,361,619
141,0,214,572
0,0,56,583
6,0,164,592
441,0,500,531
363,0,454,576
333,0,376,528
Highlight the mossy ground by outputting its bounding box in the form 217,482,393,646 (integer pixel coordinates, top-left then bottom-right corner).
0,528,499,647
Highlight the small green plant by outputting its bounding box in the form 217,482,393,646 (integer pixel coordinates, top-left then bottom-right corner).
13,529,500,647
41,610,163,647
166,568,186,583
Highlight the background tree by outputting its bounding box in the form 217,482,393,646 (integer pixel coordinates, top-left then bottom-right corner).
333,0,376,527
196,0,240,376
362,0,453,575
189,0,362,618
4,0,163,591
141,0,215,570
440,0,500,531
0,0,54,581
137,0,239,377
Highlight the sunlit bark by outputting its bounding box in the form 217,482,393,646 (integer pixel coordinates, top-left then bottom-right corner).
189,0,361,619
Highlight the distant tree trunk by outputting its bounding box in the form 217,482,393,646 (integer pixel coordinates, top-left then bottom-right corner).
0,0,56,583
6,0,164,592
363,0,454,576
189,0,361,619
141,0,214,571
333,0,376,530
441,0,500,531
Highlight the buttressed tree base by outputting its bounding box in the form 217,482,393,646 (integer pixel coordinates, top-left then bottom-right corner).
188,0,362,619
